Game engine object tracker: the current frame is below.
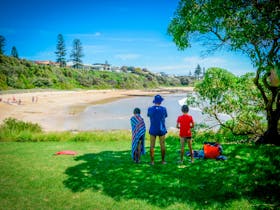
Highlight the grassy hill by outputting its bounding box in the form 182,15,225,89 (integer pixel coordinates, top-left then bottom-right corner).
0,55,192,90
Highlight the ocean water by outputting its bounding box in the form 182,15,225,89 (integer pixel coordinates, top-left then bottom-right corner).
63,94,229,131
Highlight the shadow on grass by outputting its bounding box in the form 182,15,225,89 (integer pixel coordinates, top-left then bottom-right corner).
63,136,280,208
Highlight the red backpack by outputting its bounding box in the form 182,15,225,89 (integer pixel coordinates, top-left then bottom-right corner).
203,142,222,159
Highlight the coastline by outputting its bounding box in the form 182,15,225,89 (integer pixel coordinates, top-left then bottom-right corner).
0,87,193,132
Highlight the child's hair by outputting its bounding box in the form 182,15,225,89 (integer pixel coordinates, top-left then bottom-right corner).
181,105,189,113
133,107,141,114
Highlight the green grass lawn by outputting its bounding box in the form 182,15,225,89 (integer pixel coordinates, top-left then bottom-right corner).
0,134,279,210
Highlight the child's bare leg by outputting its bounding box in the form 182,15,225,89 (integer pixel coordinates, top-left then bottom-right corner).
159,135,166,164
136,141,141,162
150,135,156,164
187,139,194,162
180,138,185,162
133,150,137,162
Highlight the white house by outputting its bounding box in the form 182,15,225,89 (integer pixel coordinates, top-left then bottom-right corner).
92,63,111,71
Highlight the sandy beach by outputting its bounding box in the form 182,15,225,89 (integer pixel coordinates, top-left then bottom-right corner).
0,87,193,132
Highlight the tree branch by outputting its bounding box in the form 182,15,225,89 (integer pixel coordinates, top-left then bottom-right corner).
209,28,228,43
268,38,279,62
254,67,268,105
276,90,280,121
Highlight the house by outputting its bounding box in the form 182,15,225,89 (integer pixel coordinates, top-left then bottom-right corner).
34,60,59,66
92,63,111,71
81,63,94,70
111,66,121,73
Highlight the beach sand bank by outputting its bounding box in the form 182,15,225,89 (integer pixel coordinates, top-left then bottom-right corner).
0,87,193,131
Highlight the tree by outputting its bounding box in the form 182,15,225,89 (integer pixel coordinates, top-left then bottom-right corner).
168,0,280,145
70,39,83,69
194,64,202,79
0,35,5,55
55,34,67,67
120,66,128,73
178,76,189,86
11,46,19,58
187,68,265,137
202,67,206,78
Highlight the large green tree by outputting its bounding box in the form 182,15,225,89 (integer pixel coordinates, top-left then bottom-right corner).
55,34,67,67
0,35,5,55
187,68,265,137
70,39,83,69
168,0,280,145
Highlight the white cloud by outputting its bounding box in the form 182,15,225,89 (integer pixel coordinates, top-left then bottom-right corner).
147,56,227,73
115,53,141,60
181,56,254,75
149,65,188,72
147,56,230,75
67,32,102,38
183,56,226,69
146,64,193,76
94,32,101,37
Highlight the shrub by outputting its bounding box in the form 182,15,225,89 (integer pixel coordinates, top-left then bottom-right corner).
16,131,33,142
33,77,53,87
0,118,42,142
33,132,69,142
0,73,7,89
193,130,250,144
0,118,42,133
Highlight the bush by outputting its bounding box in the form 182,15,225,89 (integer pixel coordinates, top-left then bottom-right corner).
0,118,42,142
33,77,53,87
193,130,250,144
16,131,33,142
77,75,93,87
70,132,92,142
0,73,7,89
33,132,70,142
0,118,42,134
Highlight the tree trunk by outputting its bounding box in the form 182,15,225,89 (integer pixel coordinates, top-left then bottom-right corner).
256,114,280,146
256,101,280,146
254,67,280,146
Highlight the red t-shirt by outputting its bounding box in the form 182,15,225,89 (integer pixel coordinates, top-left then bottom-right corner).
177,114,194,137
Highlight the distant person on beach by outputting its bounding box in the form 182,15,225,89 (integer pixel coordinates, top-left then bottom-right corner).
176,105,195,163
130,107,146,163
147,94,168,165
32,96,38,103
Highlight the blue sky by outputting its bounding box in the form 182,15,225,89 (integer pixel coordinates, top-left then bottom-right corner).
0,0,255,75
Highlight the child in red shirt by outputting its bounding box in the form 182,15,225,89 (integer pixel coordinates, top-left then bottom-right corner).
176,105,195,163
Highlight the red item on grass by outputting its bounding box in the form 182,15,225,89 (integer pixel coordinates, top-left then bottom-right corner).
203,143,221,159
55,150,77,155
